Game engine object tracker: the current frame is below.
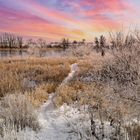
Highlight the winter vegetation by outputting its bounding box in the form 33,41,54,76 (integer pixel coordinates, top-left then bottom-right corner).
0,30,140,140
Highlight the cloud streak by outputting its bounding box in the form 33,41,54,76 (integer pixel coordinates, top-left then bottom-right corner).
0,0,139,40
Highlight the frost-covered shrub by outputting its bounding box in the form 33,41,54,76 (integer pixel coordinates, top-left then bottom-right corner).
1,127,38,140
64,31,140,139
0,93,40,135
65,44,93,57
125,122,140,140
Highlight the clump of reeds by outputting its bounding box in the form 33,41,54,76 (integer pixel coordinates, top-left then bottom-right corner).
0,93,40,137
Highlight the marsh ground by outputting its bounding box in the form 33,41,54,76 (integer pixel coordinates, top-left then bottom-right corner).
0,36,140,139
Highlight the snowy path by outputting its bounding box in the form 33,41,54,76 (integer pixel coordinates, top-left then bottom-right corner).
38,103,81,140
36,63,119,140
37,63,81,140
2,60,121,140
1,63,136,140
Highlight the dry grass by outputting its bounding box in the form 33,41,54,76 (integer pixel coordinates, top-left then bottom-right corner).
0,53,109,107
125,123,140,140
55,31,140,128
26,83,57,107
0,94,40,136
55,82,103,106
0,57,77,106
0,31,140,139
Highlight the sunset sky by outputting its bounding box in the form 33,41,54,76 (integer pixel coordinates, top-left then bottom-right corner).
0,0,140,41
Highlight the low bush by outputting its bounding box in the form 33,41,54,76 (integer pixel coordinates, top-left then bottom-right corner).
0,93,40,135
125,123,140,140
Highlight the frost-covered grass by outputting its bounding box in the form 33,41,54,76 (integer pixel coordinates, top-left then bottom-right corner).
0,94,40,138
0,31,140,139
1,103,139,140
0,57,77,106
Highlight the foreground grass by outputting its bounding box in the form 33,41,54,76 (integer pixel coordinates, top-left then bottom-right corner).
0,30,140,139
0,51,111,106
0,57,77,106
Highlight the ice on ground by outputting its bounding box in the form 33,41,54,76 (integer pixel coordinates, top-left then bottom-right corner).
0,63,126,140
36,98,118,140
1,100,128,140
62,63,79,84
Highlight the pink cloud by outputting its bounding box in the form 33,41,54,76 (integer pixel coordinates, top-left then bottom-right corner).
0,0,139,41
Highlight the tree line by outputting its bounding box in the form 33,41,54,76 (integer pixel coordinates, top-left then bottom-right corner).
0,32,137,52
0,33,70,49
0,33,24,49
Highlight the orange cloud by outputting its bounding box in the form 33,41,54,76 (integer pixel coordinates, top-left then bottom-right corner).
0,0,139,41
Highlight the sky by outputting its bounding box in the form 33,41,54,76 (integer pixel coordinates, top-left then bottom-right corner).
0,0,140,41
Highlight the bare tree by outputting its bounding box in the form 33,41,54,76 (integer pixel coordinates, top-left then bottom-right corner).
99,35,106,56
6,33,16,48
62,38,69,50
26,39,37,48
37,38,47,48
0,33,17,48
94,37,100,52
0,33,25,49
17,36,23,48
82,39,86,44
